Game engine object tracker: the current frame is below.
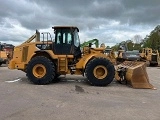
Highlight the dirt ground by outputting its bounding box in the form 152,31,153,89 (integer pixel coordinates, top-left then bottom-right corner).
0,64,160,120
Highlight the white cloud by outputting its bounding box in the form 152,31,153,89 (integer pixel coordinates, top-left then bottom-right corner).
0,0,160,47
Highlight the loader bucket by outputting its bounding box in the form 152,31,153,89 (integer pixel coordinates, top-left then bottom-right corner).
116,61,155,89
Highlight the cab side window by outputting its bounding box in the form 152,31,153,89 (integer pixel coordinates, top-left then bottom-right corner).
57,32,61,44
62,32,72,44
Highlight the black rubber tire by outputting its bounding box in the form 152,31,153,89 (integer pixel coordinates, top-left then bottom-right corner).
26,56,55,85
85,57,115,86
52,73,61,83
150,62,158,67
0,62,2,66
55,73,61,78
52,63,61,83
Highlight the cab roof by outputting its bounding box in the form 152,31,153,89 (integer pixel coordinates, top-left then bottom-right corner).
52,26,79,32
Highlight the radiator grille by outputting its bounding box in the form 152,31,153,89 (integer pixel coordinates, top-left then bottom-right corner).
22,46,28,62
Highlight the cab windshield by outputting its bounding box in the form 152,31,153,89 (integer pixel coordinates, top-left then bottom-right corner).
74,29,80,47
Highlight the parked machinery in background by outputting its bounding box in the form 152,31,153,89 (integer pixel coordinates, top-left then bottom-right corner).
0,43,14,66
0,44,7,66
80,39,99,48
117,50,140,63
116,42,141,64
140,48,159,66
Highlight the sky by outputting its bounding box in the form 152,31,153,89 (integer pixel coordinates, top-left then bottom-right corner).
0,0,160,47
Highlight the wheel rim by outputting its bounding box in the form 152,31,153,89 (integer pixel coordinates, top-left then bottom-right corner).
32,64,46,78
93,65,108,79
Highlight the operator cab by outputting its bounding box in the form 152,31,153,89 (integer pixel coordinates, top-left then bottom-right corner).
53,26,81,59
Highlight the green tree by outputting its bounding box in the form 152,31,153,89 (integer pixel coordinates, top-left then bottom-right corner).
143,25,160,51
133,43,142,50
126,41,134,51
111,44,119,51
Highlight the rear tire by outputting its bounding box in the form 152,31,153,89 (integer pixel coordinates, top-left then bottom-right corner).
26,56,55,85
85,57,115,86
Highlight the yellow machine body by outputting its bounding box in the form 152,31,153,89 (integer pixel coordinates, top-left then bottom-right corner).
9,42,109,74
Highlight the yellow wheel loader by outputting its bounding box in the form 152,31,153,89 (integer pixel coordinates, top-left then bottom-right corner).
0,43,14,66
0,44,9,66
0,51,8,66
8,26,154,89
140,48,159,66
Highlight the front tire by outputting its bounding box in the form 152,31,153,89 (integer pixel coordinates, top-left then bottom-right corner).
85,57,115,86
26,56,55,85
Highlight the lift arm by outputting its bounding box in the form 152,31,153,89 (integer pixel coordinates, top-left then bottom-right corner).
21,30,40,44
